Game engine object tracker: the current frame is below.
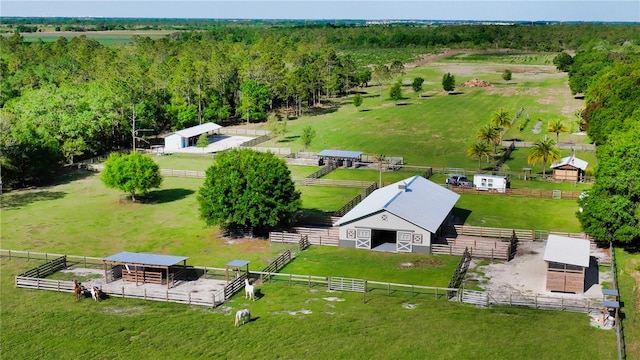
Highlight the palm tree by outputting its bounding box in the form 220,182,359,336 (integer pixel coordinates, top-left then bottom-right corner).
476,124,501,154
467,141,493,170
547,119,570,143
527,138,561,177
490,108,511,129
490,108,511,144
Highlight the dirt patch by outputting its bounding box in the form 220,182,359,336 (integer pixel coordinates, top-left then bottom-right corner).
398,258,444,268
472,241,611,301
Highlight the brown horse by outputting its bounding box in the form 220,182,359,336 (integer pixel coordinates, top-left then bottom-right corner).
73,279,81,301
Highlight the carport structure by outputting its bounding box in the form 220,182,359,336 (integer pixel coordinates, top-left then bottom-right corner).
103,252,188,289
317,149,362,168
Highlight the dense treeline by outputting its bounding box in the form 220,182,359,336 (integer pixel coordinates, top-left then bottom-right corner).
1,22,639,192
567,43,640,244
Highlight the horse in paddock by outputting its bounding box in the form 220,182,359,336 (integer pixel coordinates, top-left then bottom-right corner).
244,278,255,301
73,279,82,301
234,309,251,327
90,286,100,302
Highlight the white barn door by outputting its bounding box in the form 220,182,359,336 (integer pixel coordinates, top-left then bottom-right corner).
355,229,371,249
396,231,413,252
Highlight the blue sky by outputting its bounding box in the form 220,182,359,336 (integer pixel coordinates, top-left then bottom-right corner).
1,1,639,22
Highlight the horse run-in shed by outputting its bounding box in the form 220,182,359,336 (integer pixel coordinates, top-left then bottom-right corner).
317,149,362,168
550,155,588,182
543,235,590,293
103,252,188,289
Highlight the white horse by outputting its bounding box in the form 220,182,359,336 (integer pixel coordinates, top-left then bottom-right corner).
90,286,100,302
234,309,251,326
244,278,255,301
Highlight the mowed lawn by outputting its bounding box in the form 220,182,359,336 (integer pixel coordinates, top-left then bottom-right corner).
1,258,617,360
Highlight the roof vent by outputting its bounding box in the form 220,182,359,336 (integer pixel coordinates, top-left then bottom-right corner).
398,182,407,191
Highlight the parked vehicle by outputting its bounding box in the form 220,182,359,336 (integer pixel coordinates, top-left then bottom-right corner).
446,174,473,187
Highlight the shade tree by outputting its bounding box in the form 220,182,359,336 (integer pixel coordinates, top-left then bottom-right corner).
100,152,162,202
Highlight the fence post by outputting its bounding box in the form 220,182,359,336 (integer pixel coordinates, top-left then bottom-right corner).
122,286,125,298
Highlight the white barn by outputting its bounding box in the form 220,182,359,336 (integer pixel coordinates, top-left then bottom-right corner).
333,176,460,253
164,122,222,152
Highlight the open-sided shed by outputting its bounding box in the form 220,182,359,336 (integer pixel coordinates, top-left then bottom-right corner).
317,149,362,167
164,122,222,152
543,235,590,293
103,252,188,289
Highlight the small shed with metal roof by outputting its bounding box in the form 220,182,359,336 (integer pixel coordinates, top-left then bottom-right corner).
164,122,222,151
102,252,189,289
550,155,588,182
543,235,590,293
317,149,362,167
333,175,460,253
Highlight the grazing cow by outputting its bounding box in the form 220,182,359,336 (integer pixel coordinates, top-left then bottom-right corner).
234,309,251,326
73,279,82,301
244,278,255,301
90,286,100,302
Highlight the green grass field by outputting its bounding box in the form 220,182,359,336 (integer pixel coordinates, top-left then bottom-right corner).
1,51,630,359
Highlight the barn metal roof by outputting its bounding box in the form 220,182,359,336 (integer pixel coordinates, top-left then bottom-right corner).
333,176,460,232
317,150,363,159
103,252,188,267
543,235,590,267
550,155,588,171
164,122,222,139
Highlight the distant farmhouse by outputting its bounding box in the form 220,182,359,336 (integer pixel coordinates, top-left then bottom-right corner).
334,176,459,253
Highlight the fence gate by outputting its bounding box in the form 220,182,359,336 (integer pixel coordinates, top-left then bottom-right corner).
396,231,413,252
355,229,371,249
328,277,366,293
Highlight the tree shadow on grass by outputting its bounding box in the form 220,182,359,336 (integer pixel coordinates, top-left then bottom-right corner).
1,190,67,210
277,135,300,143
142,188,195,204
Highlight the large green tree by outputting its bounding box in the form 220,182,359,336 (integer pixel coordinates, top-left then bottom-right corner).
239,80,271,124
100,152,162,202
527,138,561,177
197,149,301,234
577,128,640,244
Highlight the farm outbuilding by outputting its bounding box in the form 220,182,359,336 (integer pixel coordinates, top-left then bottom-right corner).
102,252,189,289
333,175,460,253
473,174,510,192
543,235,590,293
550,155,588,182
164,122,222,152
317,149,362,167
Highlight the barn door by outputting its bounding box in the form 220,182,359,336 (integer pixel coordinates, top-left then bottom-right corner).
396,231,413,252
355,229,371,249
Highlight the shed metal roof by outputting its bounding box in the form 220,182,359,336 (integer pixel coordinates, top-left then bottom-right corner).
543,235,590,267
164,122,222,139
333,176,460,232
103,252,188,267
551,155,588,171
226,260,250,268
317,149,363,159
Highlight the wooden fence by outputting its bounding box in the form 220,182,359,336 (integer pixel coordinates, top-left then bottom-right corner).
18,256,67,278
334,182,377,217
220,128,269,136
452,225,590,241
447,248,472,299
270,227,340,247
299,235,311,251
224,273,248,301
160,169,206,178
328,277,366,292
259,250,293,282
1,249,103,267
460,289,601,313
501,140,596,151
306,164,336,179
448,186,584,200
237,134,271,147
301,178,373,188
242,147,292,155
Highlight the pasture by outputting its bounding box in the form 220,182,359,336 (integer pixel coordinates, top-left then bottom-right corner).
1,50,627,359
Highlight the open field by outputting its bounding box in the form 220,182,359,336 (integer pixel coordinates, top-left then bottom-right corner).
15,30,176,44
0,257,618,360
1,50,629,359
